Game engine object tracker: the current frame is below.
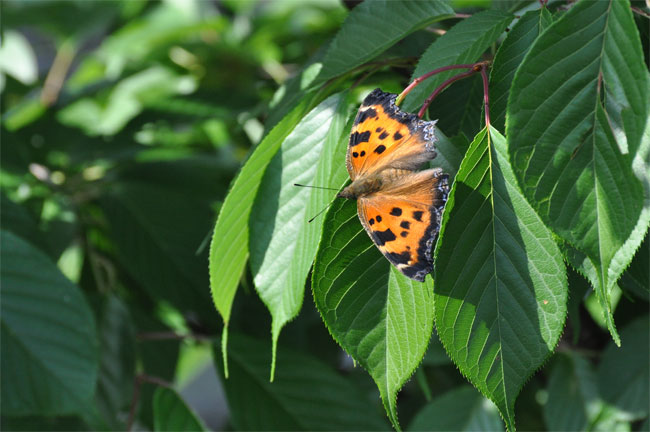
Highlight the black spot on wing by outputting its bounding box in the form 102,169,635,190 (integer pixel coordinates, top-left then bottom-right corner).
394,131,403,141
400,231,408,237
387,251,410,265
360,150,366,157
352,152,359,158
390,207,402,216
349,131,371,147
413,211,423,221
376,215,382,223
374,144,386,154
355,107,378,125
369,218,375,225
400,220,410,229
376,127,383,132
372,228,396,246
378,131,389,140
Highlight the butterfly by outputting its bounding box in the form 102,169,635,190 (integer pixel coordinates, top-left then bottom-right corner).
337,89,449,282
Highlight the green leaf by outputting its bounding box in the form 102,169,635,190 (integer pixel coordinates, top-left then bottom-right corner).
153,387,207,432
214,333,389,431
506,0,650,344
598,315,650,420
408,385,504,431
0,230,98,415
312,198,434,430
544,352,600,432
402,10,513,113
489,8,553,132
249,93,348,379
311,0,454,87
618,231,649,300
427,75,483,139
89,295,136,430
209,91,323,375
433,128,567,431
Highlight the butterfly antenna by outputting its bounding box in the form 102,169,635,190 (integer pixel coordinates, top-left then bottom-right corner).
294,183,339,191
308,199,337,223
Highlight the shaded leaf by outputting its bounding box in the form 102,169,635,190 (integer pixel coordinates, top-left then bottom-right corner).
506,0,650,344
433,128,567,431
544,352,600,432
214,333,388,431
249,93,348,378
312,0,454,87
312,198,434,430
489,8,553,131
0,231,98,415
402,10,513,113
598,315,650,420
153,387,207,432
408,385,504,431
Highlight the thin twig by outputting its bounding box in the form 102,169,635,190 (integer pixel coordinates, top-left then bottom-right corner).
126,374,174,431
396,63,479,105
480,63,491,128
41,39,76,106
137,331,214,342
417,69,477,118
631,6,650,18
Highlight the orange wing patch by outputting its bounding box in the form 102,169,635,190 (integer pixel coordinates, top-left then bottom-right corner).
356,170,449,282
346,89,438,180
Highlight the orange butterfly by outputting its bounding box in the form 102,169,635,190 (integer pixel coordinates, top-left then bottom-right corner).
337,89,449,282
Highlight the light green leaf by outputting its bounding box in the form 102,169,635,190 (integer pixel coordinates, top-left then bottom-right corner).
214,333,389,431
489,8,553,131
0,231,98,415
249,93,348,379
507,0,650,345
544,352,600,432
311,0,454,88
408,385,504,431
312,198,434,430
402,10,513,113
433,128,567,431
209,91,323,376
153,387,207,432
598,315,650,420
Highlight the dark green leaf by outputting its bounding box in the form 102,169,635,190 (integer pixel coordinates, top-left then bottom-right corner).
427,75,483,139
312,0,454,87
0,231,98,415
408,385,504,431
402,10,513,113
312,198,434,430
544,352,600,431
214,333,388,431
249,93,348,378
434,128,567,431
618,232,649,300
598,315,650,420
506,0,650,344
489,8,553,131
153,387,207,432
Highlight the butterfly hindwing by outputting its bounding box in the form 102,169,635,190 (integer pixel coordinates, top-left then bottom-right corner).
346,89,438,180
356,169,449,282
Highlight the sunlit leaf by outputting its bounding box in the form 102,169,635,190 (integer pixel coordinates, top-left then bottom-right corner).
507,0,650,344
433,128,567,431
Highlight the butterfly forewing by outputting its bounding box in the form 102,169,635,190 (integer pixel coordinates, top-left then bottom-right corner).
346,89,438,179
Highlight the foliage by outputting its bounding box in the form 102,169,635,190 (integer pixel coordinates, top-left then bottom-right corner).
1,0,648,431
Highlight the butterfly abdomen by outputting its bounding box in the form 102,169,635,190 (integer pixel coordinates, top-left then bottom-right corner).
337,175,384,199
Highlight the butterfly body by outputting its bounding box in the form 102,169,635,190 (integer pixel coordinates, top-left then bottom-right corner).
341,89,449,282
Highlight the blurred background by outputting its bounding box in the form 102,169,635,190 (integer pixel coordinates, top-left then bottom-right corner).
1,0,347,429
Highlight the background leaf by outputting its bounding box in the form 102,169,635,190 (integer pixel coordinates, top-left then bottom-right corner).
597,315,650,420
433,128,567,431
312,198,434,430
408,385,504,431
1,231,98,416
214,333,389,431
311,0,454,87
153,387,207,432
506,0,650,344
402,10,513,113
249,93,347,378
489,8,553,131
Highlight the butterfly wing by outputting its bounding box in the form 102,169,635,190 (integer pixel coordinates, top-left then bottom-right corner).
346,88,438,180
357,169,449,282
